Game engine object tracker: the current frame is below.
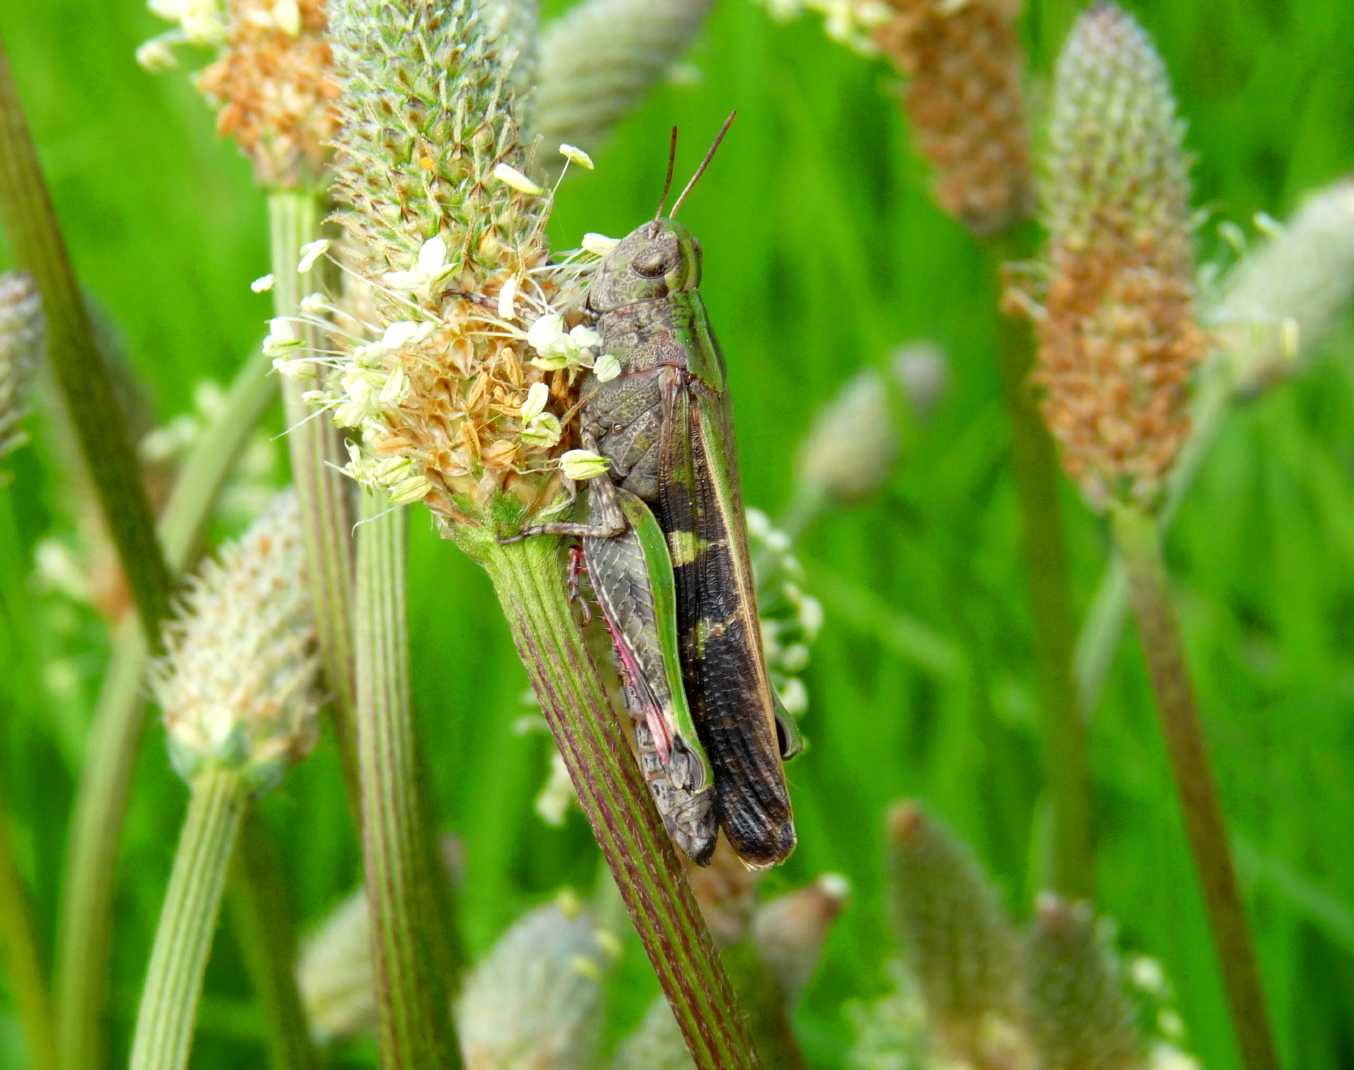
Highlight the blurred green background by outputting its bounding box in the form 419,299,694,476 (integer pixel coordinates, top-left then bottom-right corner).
3,0,1354,1066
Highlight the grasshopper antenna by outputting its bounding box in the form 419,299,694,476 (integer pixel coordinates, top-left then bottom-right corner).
654,126,679,219
669,110,736,219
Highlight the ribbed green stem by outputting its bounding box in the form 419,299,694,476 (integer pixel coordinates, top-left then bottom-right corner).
228,817,320,1070
475,534,759,1069
354,498,458,1068
55,340,277,1070
0,811,58,1070
0,40,170,642
268,190,361,805
989,242,1092,897
130,768,248,1070
1076,363,1232,715
1111,504,1277,1070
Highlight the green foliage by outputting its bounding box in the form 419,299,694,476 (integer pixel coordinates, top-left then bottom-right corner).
1,1,1353,1067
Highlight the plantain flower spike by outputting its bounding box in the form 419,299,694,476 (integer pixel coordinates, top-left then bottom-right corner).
296,887,376,1042
1210,179,1354,397
1023,894,1143,1070
322,0,594,533
611,996,694,1070
752,873,850,1002
533,0,715,172
151,490,322,794
1022,2,1204,511
874,0,1032,235
844,961,942,1070
0,271,45,471
457,893,620,1070
685,835,768,946
887,801,1022,1065
795,342,948,504
141,0,338,188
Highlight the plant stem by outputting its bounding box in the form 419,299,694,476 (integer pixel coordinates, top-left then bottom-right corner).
130,767,248,1070
474,533,760,1069
0,810,58,1070
989,243,1092,897
228,817,320,1070
270,192,463,994
268,190,361,806
354,497,459,1068
1075,362,1232,715
1111,504,1277,1070
55,340,277,1070
0,40,170,642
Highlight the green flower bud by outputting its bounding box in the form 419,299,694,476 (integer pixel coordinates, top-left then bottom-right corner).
611,996,692,1070
458,894,619,1070
752,873,849,1003
747,507,822,728
844,960,941,1070
1023,894,1143,1070
151,491,321,794
533,0,715,170
1211,180,1354,397
795,342,947,504
886,802,1020,1062
297,888,376,1042
0,271,45,471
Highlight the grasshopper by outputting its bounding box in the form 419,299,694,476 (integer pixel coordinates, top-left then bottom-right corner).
524,115,797,868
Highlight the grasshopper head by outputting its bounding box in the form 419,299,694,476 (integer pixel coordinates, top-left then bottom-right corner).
587,219,702,312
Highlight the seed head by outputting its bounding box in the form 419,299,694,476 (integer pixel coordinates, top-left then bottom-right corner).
0,272,45,471
1021,2,1204,510
532,0,715,169
194,0,339,188
752,873,850,1002
886,801,1021,1064
795,342,948,503
1211,180,1354,397
612,996,695,1070
685,835,767,946
142,0,338,188
874,0,1032,235
457,895,618,1070
151,491,321,793
319,0,597,532
844,961,937,1070
297,887,377,1042
1023,894,1142,1070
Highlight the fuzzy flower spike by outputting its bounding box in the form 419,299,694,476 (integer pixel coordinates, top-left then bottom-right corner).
141,0,338,188
312,0,600,531
1016,2,1204,510
151,490,321,794
874,0,1032,235
0,271,45,471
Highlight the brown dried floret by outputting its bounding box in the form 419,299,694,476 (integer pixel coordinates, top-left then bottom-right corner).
1012,2,1204,510
875,0,1032,235
196,0,338,189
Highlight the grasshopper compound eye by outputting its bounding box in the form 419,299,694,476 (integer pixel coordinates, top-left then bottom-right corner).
633,240,681,279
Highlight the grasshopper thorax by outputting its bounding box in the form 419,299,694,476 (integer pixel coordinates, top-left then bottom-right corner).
587,218,703,313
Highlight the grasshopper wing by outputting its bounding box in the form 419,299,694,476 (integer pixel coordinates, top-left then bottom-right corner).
658,369,797,868
584,485,717,865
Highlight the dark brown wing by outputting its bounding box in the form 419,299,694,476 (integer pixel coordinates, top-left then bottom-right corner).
657,369,796,868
